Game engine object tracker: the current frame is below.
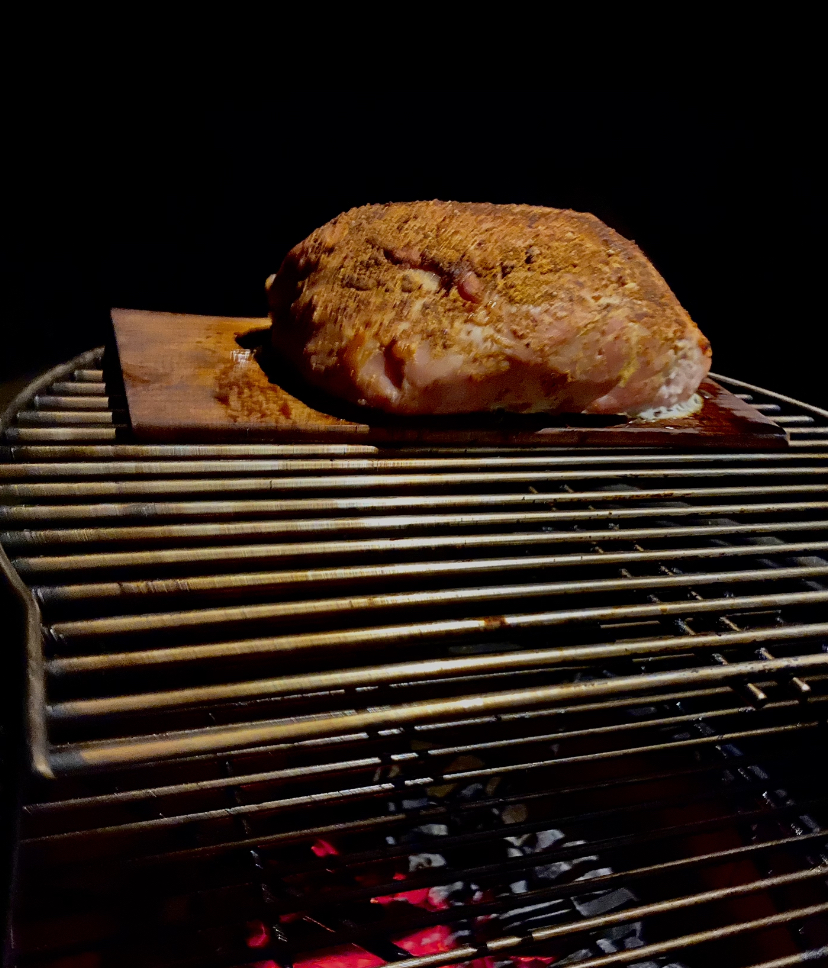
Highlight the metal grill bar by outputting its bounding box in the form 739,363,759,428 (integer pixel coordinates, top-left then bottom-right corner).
298,900,828,968
37,553,828,608
45,636,828,720
529,901,828,966
32,395,113,411
29,742,828,846
25,712,820,812
32,395,114,411
713,371,828,420
0,446,824,461
44,592,828,676
436,722,820,779
24,756,386,812
8,465,828,499
15,410,117,425
4,426,121,440
3,443,382,460
499,868,827,945
5,483,828,525
46,651,828,769
5,451,828,477
40,679,808,819
22,520,828,579
132,773,827,869
35,572,828,631
6,501,828,551
47,661,828,721
47,382,108,395
747,953,828,967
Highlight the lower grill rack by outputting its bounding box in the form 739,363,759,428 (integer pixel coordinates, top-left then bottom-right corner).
2,350,828,966
13,674,828,967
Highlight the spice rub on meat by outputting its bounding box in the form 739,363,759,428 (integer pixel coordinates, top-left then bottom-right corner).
267,201,711,416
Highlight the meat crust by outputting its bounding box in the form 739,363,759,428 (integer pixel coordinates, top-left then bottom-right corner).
268,201,711,416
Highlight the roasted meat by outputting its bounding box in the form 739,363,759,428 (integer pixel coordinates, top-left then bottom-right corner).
268,201,711,416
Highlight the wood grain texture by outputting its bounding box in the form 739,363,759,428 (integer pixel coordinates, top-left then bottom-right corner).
112,309,788,448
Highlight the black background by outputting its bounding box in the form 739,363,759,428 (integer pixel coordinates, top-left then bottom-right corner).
4,89,824,406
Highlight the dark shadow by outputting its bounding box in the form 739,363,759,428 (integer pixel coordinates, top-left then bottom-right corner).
235,328,629,429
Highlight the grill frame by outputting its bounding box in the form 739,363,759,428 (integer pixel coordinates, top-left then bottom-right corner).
5,352,828,779
5,352,828,780
4,351,828,968
0,350,106,779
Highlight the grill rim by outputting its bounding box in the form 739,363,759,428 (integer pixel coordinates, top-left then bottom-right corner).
0,350,105,779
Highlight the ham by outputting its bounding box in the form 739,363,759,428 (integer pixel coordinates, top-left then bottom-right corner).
268,201,711,417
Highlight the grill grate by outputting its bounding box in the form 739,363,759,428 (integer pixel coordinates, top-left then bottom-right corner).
2,350,828,967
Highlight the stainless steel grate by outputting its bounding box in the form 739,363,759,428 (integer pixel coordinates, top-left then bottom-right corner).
3,350,828,967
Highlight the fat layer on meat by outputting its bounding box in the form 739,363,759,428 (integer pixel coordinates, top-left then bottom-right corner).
268,201,712,416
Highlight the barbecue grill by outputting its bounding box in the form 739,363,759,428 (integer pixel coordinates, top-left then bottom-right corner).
2,349,828,968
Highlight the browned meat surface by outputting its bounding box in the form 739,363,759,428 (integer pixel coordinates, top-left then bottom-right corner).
268,201,711,416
